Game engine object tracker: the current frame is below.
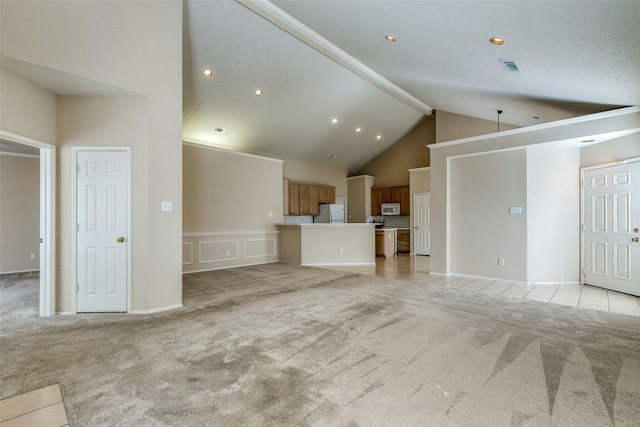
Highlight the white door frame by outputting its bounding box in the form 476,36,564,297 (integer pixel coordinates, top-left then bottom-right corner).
581,156,640,285
71,146,132,313
0,130,56,317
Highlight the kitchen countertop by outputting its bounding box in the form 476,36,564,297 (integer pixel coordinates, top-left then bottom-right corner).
277,223,375,227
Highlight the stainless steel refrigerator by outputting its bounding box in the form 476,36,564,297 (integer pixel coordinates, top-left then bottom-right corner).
314,204,345,223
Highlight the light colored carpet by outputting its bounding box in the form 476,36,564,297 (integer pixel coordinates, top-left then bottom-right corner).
1,264,639,426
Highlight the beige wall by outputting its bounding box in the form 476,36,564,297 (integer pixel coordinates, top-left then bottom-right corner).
0,154,40,273
182,144,283,272
357,116,434,188
0,69,57,144
277,155,349,198
435,110,519,143
429,107,640,279
580,133,640,167
346,175,376,223
527,146,580,283
450,150,528,281
279,224,375,266
1,1,183,313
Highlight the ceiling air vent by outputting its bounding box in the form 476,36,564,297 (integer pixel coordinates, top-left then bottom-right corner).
500,59,521,72
213,127,227,135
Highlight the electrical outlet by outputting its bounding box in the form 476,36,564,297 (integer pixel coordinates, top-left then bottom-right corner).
498,258,505,266
268,212,273,218
30,253,36,259
161,201,172,212
226,250,231,257
339,248,344,254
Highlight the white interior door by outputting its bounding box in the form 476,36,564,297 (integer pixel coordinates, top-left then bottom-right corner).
583,160,640,296
414,192,431,256
76,149,129,312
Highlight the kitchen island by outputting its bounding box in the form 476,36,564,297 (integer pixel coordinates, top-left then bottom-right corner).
278,223,376,266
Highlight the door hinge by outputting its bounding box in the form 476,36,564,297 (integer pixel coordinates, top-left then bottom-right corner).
582,224,586,231
581,179,585,187
76,163,80,173
76,224,80,232
76,283,79,292
582,268,586,275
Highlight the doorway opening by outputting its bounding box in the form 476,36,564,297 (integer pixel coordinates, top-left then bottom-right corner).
0,130,56,317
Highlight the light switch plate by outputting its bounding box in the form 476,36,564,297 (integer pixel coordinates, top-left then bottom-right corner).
509,206,522,215
161,201,172,212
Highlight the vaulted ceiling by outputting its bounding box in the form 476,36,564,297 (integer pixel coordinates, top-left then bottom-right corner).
183,0,640,170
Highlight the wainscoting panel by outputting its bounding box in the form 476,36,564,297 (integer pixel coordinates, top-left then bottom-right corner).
183,231,279,273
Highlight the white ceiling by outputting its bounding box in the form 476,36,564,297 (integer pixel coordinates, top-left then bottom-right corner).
183,0,640,171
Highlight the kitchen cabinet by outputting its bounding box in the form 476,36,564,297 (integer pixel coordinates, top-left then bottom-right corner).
289,183,299,215
287,182,335,215
397,229,410,254
400,186,410,216
318,185,336,204
375,229,396,258
310,185,319,216
372,185,409,215
299,184,311,215
371,189,382,216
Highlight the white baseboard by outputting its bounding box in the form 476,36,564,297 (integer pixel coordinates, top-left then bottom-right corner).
130,303,183,315
182,260,276,274
0,269,39,275
304,262,376,267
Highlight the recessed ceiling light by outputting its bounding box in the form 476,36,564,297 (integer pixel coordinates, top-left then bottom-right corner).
356,127,361,132
531,115,541,120
203,69,213,77
213,126,226,135
254,89,263,96
385,35,396,42
490,37,505,45
330,154,337,159
376,135,382,140
581,139,596,143
332,118,338,124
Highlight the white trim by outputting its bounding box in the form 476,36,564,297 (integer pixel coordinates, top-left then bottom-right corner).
182,140,285,163
130,303,183,315
243,238,277,258
447,272,581,287
580,157,640,286
183,230,279,237
0,151,39,158
237,0,432,116
182,260,278,274
429,106,640,149
0,130,56,317
346,175,376,180
413,191,430,256
182,242,193,265
72,146,132,314
198,240,240,263
408,166,431,172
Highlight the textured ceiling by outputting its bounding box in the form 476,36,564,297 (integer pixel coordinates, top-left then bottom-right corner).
183,0,640,170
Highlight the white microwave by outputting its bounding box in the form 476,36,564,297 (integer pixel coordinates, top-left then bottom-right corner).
381,203,400,215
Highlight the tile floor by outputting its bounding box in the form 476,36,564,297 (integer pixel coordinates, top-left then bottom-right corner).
0,384,68,427
324,254,640,317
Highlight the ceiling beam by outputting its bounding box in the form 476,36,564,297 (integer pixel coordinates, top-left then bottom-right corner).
237,0,433,116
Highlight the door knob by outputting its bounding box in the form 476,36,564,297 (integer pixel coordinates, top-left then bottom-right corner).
117,237,125,243
633,237,639,243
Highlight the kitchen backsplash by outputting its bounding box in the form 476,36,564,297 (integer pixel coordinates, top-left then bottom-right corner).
368,215,410,228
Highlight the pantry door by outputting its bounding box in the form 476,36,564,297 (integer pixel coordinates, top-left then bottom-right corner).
75,148,130,312
583,160,640,296
414,192,431,256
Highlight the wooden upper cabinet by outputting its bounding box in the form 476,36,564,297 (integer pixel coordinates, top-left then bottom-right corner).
371,188,382,216
327,186,336,204
381,188,392,203
289,183,300,215
374,185,410,215
400,186,410,216
391,187,401,203
299,184,311,215
310,185,319,216
318,185,336,204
